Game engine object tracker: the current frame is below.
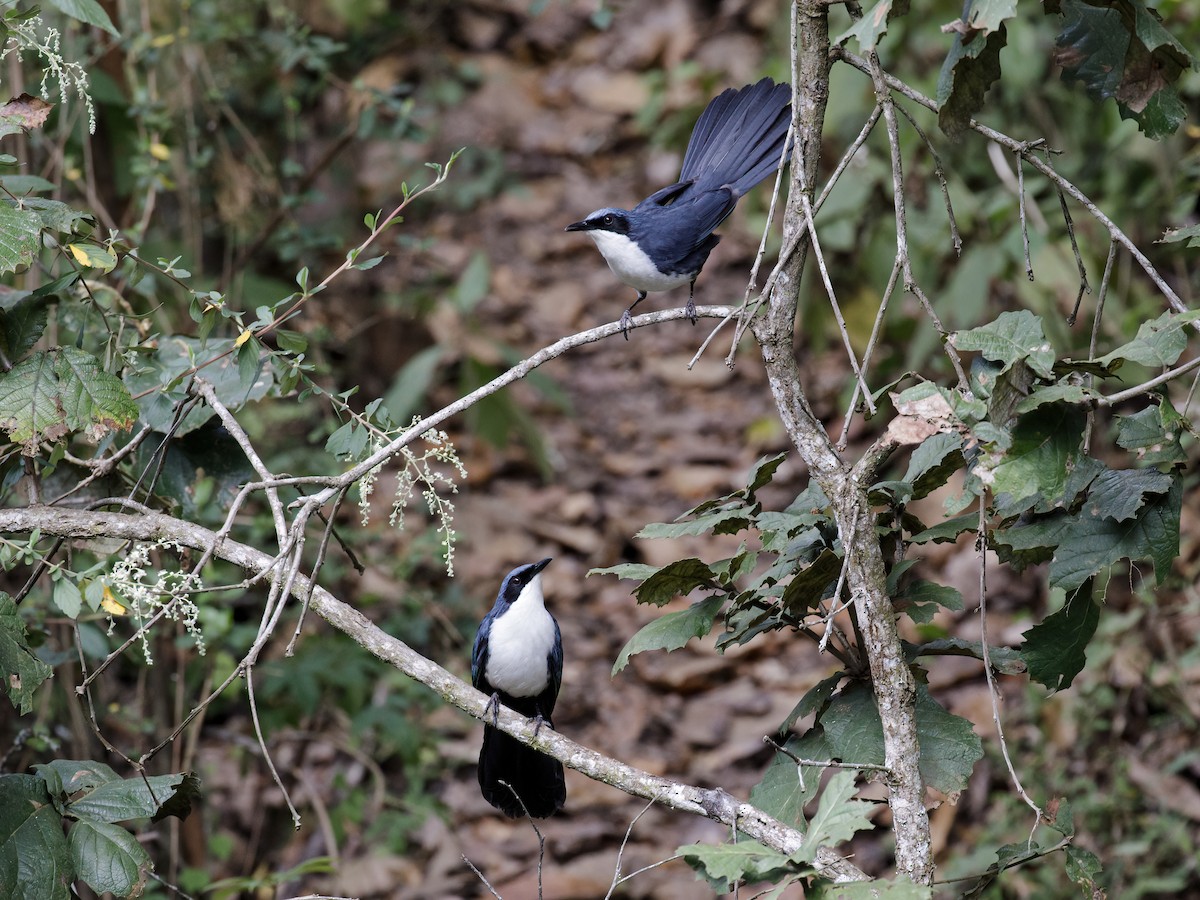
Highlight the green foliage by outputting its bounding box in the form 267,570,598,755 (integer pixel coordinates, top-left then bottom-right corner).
0,763,196,900
0,592,53,714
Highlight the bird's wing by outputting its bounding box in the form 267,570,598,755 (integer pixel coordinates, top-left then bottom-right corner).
471,616,491,691
538,618,563,716
635,179,695,210
681,187,738,251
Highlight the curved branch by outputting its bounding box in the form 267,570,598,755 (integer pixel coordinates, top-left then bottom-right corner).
0,505,867,884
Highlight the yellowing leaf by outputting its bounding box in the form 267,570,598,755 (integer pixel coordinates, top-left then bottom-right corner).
234,329,253,347
101,585,127,616
149,142,171,161
67,243,118,273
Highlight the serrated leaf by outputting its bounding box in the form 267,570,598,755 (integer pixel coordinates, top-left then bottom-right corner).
798,770,874,862
0,352,68,450
631,557,718,607
54,347,138,440
996,476,1180,591
900,432,965,501
677,840,796,892
911,637,1026,675
124,336,276,436
750,732,829,825
953,310,1055,379
779,548,841,616
21,198,92,235
1021,583,1098,691
1115,401,1187,466
1065,844,1104,889
68,817,150,897
44,0,120,35
834,0,911,50
612,594,724,674
898,580,964,624
1014,383,1095,414
34,760,120,794
0,593,53,714
587,562,662,582
1054,0,1192,139
1160,223,1200,248
820,682,982,795
745,451,788,495
1098,309,1200,368
66,772,197,824
809,878,932,898
0,203,42,275
982,404,1085,513
637,507,751,539
937,23,1008,139
0,294,48,361
1084,467,1172,522
0,774,72,900
909,512,977,544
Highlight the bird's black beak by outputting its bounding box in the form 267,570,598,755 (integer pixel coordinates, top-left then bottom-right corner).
564,220,590,232
531,557,553,574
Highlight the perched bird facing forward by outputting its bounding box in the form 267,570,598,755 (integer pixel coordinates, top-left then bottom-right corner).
566,78,792,337
471,558,565,818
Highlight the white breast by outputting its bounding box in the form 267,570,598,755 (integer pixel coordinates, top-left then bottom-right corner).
586,230,693,293
484,574,557,697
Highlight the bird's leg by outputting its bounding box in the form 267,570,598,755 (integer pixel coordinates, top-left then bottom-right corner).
620,290,647,340
484,692,501,728
685,280,698,325
531,714,552,738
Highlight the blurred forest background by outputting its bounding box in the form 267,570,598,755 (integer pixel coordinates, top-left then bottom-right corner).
3,0,1200,897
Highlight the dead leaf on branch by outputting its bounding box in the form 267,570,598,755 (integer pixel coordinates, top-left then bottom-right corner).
0,94,53,131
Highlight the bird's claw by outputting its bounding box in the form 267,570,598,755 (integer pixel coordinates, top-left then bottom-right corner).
619,309,634,340
485,692,501,728
532,714,549,738
685,298,697,325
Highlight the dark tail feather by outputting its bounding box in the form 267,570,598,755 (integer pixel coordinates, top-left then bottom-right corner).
680,78,792,197
478,724,566,819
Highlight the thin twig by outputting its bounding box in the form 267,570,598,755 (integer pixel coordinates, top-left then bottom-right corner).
1083,239,1118,453
1042,147,1091,325
892,103,961,254
837,254,902,450
246,670,302,828
461,855,503,900
801,192,875,412
606,793,663,898
976,504,1044,835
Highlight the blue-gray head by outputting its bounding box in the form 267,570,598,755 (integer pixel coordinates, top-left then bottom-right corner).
498,557,553,605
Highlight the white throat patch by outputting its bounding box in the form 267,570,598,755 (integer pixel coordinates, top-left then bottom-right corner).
484,574,557,697
586,230,692,293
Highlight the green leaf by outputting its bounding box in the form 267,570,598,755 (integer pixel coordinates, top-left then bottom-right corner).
911,637,1026,675
54,347,138,438
677,840,797,892
909,512,977,544
452,251,490,312
750,733,827,825
630,557,718,607
68,817,150,897
0,203,42,275
0,294,48,364
34,760,120,794
67,242,118,273
66,771,198,824
996,476,1180,591
44,0,120,35
0,774,72,900
820,682,982,795
1084,467,1173,522
125,336,276,436
953,310,1055,379
1054,0,1192,139
1021,584,1099,692
1098,309,1200,368
0,353,68,450
780,548,841,616
799,770,875,860
900,432,965,502
937,23,1008,140
381,345,444,426
984,404,1086,514
612,594,724,674
637,507,750,539
0,593,53,714
51,578,82,619
1014,382,1095,414
1160,223,1200,248
1115,401,1187,466
834,0,911,50
20,198,92,235
587,562,662,582
1064,844,1104,891
898,580,964,624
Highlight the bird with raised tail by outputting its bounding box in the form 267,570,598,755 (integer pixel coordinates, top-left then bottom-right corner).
566,78,792,338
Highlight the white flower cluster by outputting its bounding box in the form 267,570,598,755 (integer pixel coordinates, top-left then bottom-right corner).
388,427,468,577
108,540,205,664
0,17,97,134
